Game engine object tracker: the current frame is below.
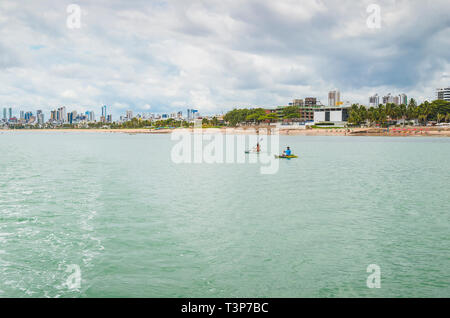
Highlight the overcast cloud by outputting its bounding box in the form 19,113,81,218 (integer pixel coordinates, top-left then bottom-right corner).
0,0,449,116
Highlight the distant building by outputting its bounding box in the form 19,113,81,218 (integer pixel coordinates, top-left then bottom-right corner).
85,111,95,122
381,93,407,106
304,97,317,107
328,90,341,107
369,94,380,107
275,97,321,123
289,99,304,107
24,112,33,122
106,114,112,123
2,108,6,121
187,109,199,121
126,110,133,120
8,108,12,120
57,106,66,123
382,94,395,105
37,110,44,125
393,96,400,105
436,87,450,101
399,93,407,105
51,110,57,121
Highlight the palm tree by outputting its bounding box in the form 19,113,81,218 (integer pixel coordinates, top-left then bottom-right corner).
418,114,427,126
399,104,407,126
420,101,432,125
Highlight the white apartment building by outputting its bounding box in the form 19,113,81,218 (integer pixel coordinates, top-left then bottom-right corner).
437,87,450,101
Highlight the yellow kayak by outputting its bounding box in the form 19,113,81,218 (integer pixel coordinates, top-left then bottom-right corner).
275,155,298,159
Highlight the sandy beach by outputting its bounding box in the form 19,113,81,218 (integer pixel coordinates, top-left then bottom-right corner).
1,126,449,137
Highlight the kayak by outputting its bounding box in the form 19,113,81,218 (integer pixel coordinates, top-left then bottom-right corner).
245,151,261,154
275,155,298,159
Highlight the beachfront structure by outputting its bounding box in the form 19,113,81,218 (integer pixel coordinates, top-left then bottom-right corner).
314,106,350,125
275,98,323,123
328,90,341,107
436,87,450,102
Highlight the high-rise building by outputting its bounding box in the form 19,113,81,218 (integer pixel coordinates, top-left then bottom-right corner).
436,87,450,101
62,107,66,123
328,90,341,107
56,106,66,123
68,113,72,124
187,109,199,121
51,110,57,121
369,94,380,107
8,108,12,120
382,94,395,105
106,114,112,123
20,111,25,120
399,93,407,105
102,105,107,118
37,110,44,125
2,108,6,121
85,110,95,122
126,110,133,120
393,96,400,106
24,112,33,122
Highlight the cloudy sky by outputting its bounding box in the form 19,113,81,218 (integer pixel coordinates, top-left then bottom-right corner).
0,0,449,117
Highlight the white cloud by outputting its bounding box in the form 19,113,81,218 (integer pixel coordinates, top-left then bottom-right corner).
61,89,77,98
0,0,449,118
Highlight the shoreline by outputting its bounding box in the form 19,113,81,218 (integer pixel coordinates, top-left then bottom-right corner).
1,127,449,137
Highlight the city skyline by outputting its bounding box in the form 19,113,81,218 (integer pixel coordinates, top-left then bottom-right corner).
0,1,449,116
3,86,447,127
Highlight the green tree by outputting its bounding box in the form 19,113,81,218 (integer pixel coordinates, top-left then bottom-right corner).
282,106,300,119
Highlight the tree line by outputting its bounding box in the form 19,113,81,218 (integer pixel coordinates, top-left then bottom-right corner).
222,107,305,126
348,99,450,126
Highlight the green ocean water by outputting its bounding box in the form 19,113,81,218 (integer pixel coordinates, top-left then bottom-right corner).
0,132,449,298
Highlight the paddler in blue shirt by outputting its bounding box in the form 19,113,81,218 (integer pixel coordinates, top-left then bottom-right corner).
285,147,292,156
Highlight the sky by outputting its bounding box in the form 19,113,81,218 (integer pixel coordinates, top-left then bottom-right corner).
0,0,449,117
